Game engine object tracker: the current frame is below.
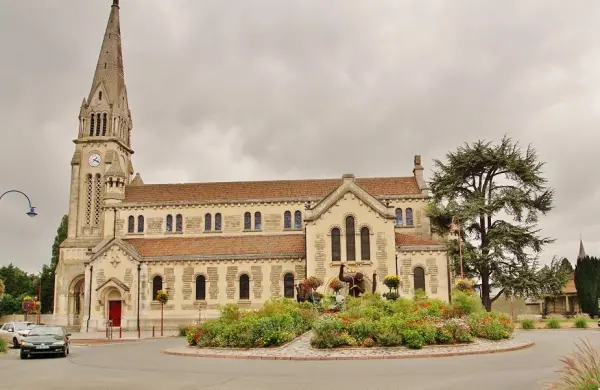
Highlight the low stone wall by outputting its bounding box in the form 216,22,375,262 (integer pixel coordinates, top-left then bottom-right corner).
0,314,55,324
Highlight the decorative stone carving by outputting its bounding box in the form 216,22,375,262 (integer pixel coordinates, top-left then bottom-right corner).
208,267,218,299
314,233,326,280
401,258,411,294
165,267,175,299
263,214,281,232
184,216,203,233
251,266,263,299
146,217,163,235
375,232,388,277
226,266,238,299
224,215,241,231
270,265,282,297
182,266,193,300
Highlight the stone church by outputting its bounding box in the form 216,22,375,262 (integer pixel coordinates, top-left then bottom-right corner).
54,0,451,331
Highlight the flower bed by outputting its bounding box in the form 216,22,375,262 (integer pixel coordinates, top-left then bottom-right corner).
185,298,317,349
311,293,514,349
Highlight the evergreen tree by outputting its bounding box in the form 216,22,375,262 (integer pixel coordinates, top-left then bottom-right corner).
426,136,558,311
574,256,600,316
559,258,573,274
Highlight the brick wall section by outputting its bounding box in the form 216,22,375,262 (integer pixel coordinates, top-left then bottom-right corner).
165,267,175,299
182,266,193,300
315,233,326,279
426,258,439,294
376,232,389,278
251,266,263,299
207,267,219,299
270,265,282,297
226,266,238,299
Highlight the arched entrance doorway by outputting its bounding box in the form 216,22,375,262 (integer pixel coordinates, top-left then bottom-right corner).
69,276,85,326
105,288,122,327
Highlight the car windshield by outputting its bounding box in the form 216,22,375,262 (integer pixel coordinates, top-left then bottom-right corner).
14,323,34,331
28,327,63,336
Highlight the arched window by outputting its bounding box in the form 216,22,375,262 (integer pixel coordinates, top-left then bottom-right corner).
254,212,262,230
165,215,173,232
406,208,414,226
127,215,134,233
89,114,95,136
204,213,212,231
284,211,292,229
413,266,425,292
360,227,370,260
239,274,250,300
244,212,251,230
215,213,222,231
137,215,144,233
152,275,162,300
95,113,101,136
331,228,341,261
176,214,183,232
345,216,355,261
284,273,295,298
85,174,93,226
102,113,107,136
294,210,302,229
195,275,206,301
395,208,403,226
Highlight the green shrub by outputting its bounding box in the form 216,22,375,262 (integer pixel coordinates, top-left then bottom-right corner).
0,338,7,354
468,312,514,340
347,319,375,342
574,316,589,329
187,298,316,349
311,317,347,349
403,329,424,349
520,319,536,330
435,326,454,344
546,319,561,329
452,290,484,315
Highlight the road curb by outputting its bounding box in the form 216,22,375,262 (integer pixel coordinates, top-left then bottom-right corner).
161,341,535,361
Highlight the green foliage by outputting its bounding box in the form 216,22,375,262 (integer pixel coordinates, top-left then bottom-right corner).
452,290,484,316
574,316,589,329
574,256,600,316
520,319,536,330
0,293,21,316
426,136,555,311
0,338,7,354
186,298,316,349
311,293,513,349
0,264,34,298
0,279,4,297
545,338,600,390
546,319,561,329
467,311,514,340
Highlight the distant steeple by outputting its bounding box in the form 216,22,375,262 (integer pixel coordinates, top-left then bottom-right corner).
578,238,587,260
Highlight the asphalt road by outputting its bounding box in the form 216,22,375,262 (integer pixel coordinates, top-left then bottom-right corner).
1,330,598,390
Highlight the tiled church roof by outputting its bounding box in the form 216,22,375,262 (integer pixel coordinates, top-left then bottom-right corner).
125,234,306,258
123,176,421,204
395,232,441,246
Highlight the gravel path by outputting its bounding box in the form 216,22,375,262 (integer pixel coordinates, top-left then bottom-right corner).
162,332,534,360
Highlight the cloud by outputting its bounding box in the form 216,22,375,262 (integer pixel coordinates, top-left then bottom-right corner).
0,0,598,273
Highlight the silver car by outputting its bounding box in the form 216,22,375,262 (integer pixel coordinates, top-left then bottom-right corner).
0,322,35,349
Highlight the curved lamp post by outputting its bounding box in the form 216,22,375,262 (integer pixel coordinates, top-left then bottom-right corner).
0,190,38,217
450,216,464,279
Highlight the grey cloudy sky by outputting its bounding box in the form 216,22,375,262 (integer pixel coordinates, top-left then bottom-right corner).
0,0,599,273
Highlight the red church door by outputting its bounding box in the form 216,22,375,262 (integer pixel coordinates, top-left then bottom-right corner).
108,301,121,327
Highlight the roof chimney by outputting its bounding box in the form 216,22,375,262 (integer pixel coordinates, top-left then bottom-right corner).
342,173,355,184
413,155,428,194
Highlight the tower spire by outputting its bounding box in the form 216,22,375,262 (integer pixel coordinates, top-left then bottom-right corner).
578,238,587,260
88,0,126,106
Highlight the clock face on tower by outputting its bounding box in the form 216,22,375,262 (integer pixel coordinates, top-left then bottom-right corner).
88,153,102,167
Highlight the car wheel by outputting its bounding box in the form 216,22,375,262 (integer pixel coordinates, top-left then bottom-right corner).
20,352,27,359
13,338,19,349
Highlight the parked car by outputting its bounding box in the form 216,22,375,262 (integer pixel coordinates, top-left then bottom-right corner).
20,325,71,359
0,322,35,349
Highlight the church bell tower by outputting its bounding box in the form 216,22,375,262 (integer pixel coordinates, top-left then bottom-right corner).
66,0,134,242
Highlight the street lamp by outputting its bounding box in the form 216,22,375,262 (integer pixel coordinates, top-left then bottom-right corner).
0,190,37,217
450,216,464,279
